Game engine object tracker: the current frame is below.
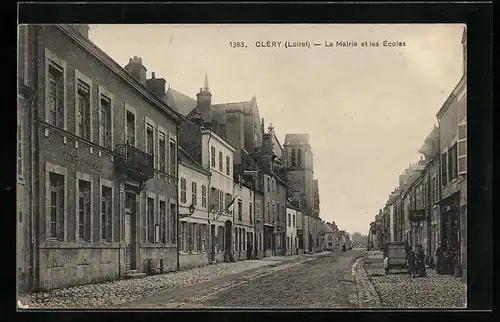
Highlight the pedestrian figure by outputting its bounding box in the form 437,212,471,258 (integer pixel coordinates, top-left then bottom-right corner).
407,250,416,277
415,244,427,277
342,244,346,252
435,240,447,274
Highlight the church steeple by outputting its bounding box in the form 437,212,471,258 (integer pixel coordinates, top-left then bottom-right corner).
196,73,212,124
203,73,210,92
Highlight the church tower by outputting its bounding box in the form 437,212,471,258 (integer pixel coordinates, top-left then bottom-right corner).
283,134,315,215
196,73,212,124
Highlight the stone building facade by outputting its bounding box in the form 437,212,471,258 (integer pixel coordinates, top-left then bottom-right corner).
18,25,184,292
285,202,299,255
374,27,467,279
178,147,213,269
233,181,256,261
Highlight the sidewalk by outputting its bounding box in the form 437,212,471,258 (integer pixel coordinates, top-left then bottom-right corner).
18,252,332,309
362,251,466,308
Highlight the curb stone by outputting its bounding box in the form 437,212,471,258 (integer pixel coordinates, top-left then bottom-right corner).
352,256,382,308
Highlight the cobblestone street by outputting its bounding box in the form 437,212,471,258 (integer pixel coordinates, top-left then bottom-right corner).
18,259,277,309
363,251,467,309
117,251,363,308
18,252,350,309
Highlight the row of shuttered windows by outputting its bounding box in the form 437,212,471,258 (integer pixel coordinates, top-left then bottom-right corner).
47,169,176,244
179,222,256,253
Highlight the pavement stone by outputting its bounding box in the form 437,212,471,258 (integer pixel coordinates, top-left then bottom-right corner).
363,252,467,309
201,251,359,308
18,259,276,309
352,256,382,308
18,252,333,309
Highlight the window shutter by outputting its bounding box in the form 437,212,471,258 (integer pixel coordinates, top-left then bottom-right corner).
106,195,112,241
210,187,217,211
58,183,65,240
85,188,91,241
457,122,467,175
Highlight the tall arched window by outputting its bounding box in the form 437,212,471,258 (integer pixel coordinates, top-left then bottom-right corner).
291,148,296,167
297,149,302,167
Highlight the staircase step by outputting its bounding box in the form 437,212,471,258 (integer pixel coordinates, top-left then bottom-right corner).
124,272,146,280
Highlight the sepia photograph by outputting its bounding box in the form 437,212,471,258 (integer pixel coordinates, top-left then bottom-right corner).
17,23,469,310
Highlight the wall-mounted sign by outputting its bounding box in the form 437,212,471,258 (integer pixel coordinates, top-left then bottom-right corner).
409,210,427,222
64,152,103,173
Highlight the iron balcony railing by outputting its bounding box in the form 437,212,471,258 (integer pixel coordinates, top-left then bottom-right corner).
115,143,154,180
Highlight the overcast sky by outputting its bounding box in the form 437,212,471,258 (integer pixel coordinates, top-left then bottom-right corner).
89,24,464,235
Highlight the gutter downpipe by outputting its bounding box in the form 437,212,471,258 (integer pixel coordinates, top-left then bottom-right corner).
205,130,213,264
176,124,181,271
30,25,40,293
253,173,257,259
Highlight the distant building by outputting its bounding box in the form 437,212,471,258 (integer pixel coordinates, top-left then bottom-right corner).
323,222,335,251
417,125,441,263
282,134,316,216
313,179,320,217
285,201,299,255
233,181,256,261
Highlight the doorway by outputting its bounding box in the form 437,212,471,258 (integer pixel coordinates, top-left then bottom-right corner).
125,192,137,270
247,232,253,259
224,220,232,258
210,224,216,262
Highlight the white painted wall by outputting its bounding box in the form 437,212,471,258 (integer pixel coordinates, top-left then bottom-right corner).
286,207,298,251
178,163,210,222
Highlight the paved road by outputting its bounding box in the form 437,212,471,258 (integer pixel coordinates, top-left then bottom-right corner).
119,251,364,308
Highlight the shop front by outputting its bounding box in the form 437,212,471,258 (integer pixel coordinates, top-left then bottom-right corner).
439,192,461,275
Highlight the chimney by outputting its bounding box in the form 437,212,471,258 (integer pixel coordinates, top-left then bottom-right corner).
268,123,275,135
196,74,212,123
70,24,90,39
125,56,147,86
146,72,167,99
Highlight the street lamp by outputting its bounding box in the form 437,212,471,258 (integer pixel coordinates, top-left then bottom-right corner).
176,203,196,270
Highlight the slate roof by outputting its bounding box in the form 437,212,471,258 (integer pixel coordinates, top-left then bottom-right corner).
178,146,210,176
165,87,197,116
212,101,255,114
284,133,310,146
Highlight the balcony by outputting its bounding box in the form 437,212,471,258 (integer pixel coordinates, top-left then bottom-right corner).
114,143,154,184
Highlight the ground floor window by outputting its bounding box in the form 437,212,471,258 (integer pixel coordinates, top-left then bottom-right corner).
101,185,112,242
170,203,176,244
201,224,207,252
77,179,91,241
160,200,166,243
49,172,65,240
181,221,187,252
217,226,225,252
243,229,246,251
